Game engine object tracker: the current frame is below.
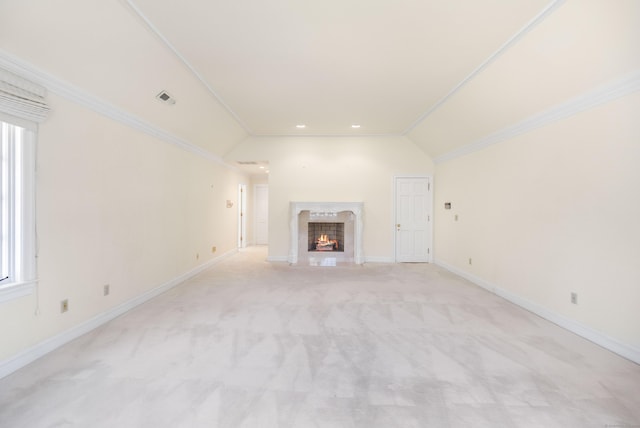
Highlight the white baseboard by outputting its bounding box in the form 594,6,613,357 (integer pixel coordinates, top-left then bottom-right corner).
434,259,640,365
364,256,394,263
266,255,288,262
0,249,237,380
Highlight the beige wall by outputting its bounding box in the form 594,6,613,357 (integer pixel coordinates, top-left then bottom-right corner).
434,91,640,350
0,93,247,362
226,136,434,260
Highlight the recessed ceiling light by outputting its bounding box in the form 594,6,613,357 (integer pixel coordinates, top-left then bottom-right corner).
259,166,265,169
351,124,361,129
296,124,306,129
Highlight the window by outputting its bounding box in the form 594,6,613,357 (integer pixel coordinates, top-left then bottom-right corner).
0,118,37,302
0,67,48,303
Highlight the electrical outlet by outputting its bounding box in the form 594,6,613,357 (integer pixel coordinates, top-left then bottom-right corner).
60,299,69,313
211,246,216,253
454,214,459,221
571,292,578,304
103,284,110,296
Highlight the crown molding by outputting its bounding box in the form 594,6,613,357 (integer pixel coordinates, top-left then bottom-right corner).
435,70,640,164
122,0,252,135
0,50,241,169
403,0,566,135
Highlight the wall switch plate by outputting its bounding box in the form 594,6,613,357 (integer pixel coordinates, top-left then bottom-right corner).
211,246,216,253
571,292,578,304
103,284,110,296
61,299,69,313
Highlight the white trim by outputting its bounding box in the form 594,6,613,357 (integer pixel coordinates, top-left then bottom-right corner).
237,184,247,248
404,0,565,134
434,259,640,365
0,281,35,304
0,50,239,169
429,175,435,263
0,248,237,380
266,255,288,262
435,70,640,164
121,0,252,134
364,256,394,263
22,128,37,285
0,121,38,304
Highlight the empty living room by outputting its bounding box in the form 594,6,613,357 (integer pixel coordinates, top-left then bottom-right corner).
0,1,638,427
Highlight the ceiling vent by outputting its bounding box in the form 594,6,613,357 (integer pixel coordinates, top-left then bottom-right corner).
156,90,176,105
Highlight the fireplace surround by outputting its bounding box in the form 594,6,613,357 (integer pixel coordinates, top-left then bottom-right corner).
289,201,364,264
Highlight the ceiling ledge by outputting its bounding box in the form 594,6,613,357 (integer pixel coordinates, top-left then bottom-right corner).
433,70,640,164
0,49,240,170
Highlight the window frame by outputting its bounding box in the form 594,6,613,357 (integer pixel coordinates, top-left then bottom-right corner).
0,115,37,304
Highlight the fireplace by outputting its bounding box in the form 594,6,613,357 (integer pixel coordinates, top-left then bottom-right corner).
289,202,363,264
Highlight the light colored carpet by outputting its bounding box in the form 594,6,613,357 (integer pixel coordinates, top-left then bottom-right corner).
0,246,638,427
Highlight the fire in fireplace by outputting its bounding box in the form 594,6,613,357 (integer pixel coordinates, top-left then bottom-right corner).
308,222,344,252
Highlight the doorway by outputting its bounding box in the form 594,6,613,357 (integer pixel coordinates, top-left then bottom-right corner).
238,184,247,248
394,176,432,262
254,184,268,245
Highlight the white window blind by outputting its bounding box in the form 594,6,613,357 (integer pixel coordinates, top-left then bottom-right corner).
0,67,50,123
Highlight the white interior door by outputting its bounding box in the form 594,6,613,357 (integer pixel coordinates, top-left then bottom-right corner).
254,184,269,245
395,177,431,262
238,184,247,248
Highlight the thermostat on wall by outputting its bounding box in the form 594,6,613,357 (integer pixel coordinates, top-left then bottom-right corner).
445,202,451,209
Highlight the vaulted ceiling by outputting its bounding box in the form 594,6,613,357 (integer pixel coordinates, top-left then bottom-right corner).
129,0,550,137
1,0,638,161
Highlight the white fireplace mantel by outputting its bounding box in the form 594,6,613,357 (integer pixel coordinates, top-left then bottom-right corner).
289,201,364,264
